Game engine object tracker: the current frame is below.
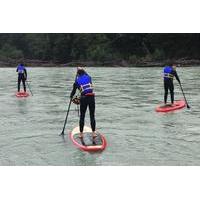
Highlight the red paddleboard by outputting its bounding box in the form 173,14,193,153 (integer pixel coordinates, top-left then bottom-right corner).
15,92,29,97
156,100,186,112
70,126,106,151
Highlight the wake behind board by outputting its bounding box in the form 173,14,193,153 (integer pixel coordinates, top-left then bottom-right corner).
15,92,29,98
70,126,106,151
156,100,186,112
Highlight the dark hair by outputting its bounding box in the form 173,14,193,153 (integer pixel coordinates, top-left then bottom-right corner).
77,69,85,76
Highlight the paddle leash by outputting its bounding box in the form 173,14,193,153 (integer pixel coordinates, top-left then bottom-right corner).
60,98,72,135
179,82,190,109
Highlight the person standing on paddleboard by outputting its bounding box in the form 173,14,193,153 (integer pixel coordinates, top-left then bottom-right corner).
163,63,181,105
70,67,97,139
16,63,27,92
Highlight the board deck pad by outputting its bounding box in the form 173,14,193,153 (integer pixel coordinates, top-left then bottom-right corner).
73,132,102,146
15,92,29,97
155,100,186,112
160,103,174,108
70,126,106,151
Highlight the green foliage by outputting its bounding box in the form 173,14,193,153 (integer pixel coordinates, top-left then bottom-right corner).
0,33,200,63
128,55,138,63
0,43,23,59
152,49,165,60
87,44,113,61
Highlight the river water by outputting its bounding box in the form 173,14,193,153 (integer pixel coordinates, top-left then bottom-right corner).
0,67,199,166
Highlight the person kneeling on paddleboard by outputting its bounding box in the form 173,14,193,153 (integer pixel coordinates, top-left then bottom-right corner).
70,67,97,139
16,63,27,92
163,63,181,105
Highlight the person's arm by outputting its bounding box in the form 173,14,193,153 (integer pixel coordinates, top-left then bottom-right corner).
24,68,27,80
172,70,181,83
16,67,18,72
70,82,78,99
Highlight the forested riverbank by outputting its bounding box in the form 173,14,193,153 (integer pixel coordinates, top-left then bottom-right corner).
1,58,200,68
1,33,200,67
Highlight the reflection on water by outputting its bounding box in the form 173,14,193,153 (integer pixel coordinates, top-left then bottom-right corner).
0,67,200,165
16,98,28,114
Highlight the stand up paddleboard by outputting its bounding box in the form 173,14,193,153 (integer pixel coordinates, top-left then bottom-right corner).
70,126,106,151
15,92,29,98
156,100,186,112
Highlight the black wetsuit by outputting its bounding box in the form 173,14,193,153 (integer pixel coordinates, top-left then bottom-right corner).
17,68,27,92
70,76,96,133
164,69,180,104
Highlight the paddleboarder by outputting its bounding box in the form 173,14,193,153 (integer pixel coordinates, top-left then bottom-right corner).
70,67,97,139
16,63,27,92
163,63,181,105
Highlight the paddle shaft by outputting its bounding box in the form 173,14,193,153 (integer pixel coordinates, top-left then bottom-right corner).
77,104,80,117
26,80,33,96
60,98,72,135
179,82,190,108
60,71,79,135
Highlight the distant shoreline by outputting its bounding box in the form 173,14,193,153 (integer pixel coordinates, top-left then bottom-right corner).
1,58,200,68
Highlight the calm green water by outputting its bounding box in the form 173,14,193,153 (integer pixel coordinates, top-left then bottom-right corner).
0,67,199,165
